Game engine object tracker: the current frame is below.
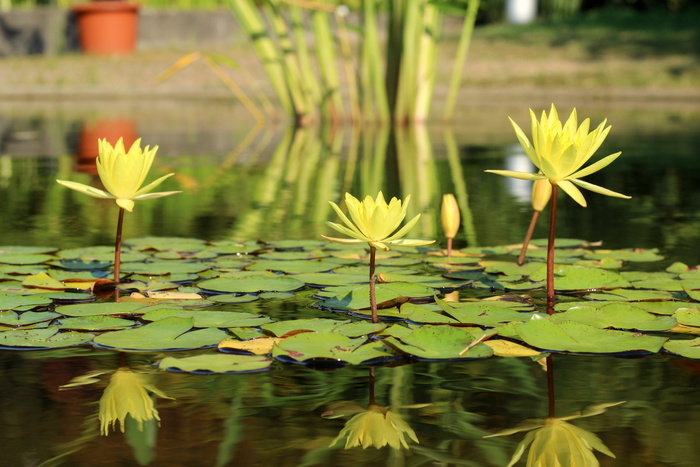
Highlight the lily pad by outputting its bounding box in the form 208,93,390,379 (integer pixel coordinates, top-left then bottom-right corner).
141,309,272,328
0,326,94,349
198,275,304,294
663,338,700,359
551,303,677,331
436,297,535,327
159,354,272,374
0,310,60,326
272,331,394,365
0,294,53,311
317,283,436,311
515,318,667,354
528,264,631,291
382,325,493,360
56,302,150,317
93,317,228,351
57,315,137,331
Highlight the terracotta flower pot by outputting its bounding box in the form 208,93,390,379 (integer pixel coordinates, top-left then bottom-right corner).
72,1,141,54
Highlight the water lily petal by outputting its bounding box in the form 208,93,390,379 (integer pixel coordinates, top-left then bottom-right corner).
320,235,366,245
568,152,622,179
132,173,175,197
56,179,113,199
557,179,588,207
484,170,544,181
116,198,136,212
571,179,631,199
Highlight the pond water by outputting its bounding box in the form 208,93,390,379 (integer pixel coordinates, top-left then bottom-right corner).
1,99,700,466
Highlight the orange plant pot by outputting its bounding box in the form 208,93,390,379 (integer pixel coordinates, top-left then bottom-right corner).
76,119,137,174
72,1,140,54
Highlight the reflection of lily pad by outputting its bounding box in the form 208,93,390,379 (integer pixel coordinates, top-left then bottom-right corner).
159,354,272,374
93,317,228,351
515,318,667,354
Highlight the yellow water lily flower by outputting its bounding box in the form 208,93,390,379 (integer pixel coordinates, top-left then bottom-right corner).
486,104,630,207
322,192,435,251
330,405,419,450
485,402,623,467
441,194,460,239
99,367,171,436
57,137,180,212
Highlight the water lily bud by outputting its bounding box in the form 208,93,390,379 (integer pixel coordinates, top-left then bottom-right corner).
531,179,552,212
441,194,460,239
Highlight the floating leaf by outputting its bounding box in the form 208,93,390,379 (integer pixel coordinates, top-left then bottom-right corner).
272,332,393,365
317,283,436,311
0,254,54,265
436,297,535,327
218,337,283,355
142,309,272,328
399,302,459,324
515,318,667,354
0,326,94,349
0,311,60,326
262,318,351,337
552,304,677,331
57,315,137,331
198,275,304,294
246,259,342,274
672,308,700,327
159,354,271,374
291,273,367,287
528,264,631,290
93,317,228,351
586,288,676,301
484,339,541,357
584,248,664,262
56,302,150,317
207,294,259,304
121,262,211,276
382,325,493,360
663,338,700,359
0,294,53,311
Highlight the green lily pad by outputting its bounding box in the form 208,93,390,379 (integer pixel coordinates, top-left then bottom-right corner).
0,311,60,326
552,303,677,331
515,318,667,354
435,297,535,327
317,283,436,311
246,259,342,274
0,294,53,311
672,307,700,327
198,275,304,294
400,302,459,324
121,262,211,276
529,264,631,290
584,248,664,262
382,325,493,360
573,258,624,269
207,294,259,304
57,315,137,331
586,288,677,301
257,250,328,261
56,302,150,317
142,309,272,328
663,338,700,359
0,254,54,265
93,317,228,351
272,332,394,365
0,246,58,255
159,354,272,374
291,273,368,287
262,318,352,337
0,326,94,349
377,273,470,289
124,237,207,252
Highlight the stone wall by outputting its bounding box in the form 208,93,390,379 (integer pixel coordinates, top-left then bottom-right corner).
0,7,240,56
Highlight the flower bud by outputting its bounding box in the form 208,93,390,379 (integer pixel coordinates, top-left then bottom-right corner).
531,179,552,212
441,194,460,239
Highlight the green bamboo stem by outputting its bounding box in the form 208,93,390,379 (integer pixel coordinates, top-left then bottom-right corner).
385,0,405,122
264,1,310,123
289,6,322,109
443,0,480,122
393,0,422,125
225,0,294,116
311,10,343,123
547,185,559,314
334,11,361,124
413,3,440,123
361,0,390,124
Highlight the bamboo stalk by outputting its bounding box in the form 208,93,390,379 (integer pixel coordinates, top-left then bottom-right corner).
443,0,480,122
225,0,294,116
413,3,440,123
311,10,344,122
393,0,422,125
361,0,390,124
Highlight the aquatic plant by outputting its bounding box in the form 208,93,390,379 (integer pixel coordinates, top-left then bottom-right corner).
57,138,180,284
441,193,460,257
322,192,434,322
486,104,630,311
518,179,553,265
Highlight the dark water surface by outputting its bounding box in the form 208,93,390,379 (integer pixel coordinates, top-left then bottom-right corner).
1,99,700,466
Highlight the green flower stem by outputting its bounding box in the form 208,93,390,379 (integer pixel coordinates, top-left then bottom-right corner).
114,207,125,285
547,185,559,314
369,245,378,323
547,354,556,418
518,210,540,266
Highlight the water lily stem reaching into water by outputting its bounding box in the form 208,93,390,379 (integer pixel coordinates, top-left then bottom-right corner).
369,246,378,323
518,210,540,266
547,185,558,314
547,354,556,418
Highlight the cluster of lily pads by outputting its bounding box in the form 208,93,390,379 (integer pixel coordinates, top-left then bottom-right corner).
2,236,700,374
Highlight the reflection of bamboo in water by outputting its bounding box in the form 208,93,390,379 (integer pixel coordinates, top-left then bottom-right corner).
444,128,477,247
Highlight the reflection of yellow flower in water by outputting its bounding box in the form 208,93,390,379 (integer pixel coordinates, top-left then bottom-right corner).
485,402,623,466
330,404,419,450
99,367,170,436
